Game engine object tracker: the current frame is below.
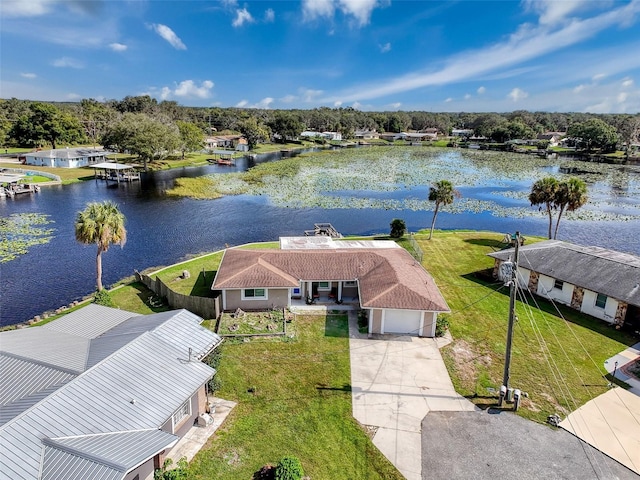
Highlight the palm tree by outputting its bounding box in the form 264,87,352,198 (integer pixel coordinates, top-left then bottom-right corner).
428,180,459,240
553,178,588,240
75,201,127,291
529,177,559,239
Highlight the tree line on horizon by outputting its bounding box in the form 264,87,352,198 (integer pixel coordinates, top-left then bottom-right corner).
1,96,638,164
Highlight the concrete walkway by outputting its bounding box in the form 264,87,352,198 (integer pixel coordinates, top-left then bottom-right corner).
348,312,476,480
604,342,640,395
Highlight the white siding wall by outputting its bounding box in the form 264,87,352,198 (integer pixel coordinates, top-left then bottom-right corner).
536,274,573,305
581,290,618,323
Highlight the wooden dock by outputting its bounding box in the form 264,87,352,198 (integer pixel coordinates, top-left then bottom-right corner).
304,223,342,238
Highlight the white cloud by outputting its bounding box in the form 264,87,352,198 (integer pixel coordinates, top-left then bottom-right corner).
66,93,81,100
622,77,634,87
322,1,640,104
617,92,628,103
253,97,274,109
573,84,585,93
175,80,214,98
302,0,335,22
52,57,84,69
388,102,401,109
149,24,186,50
264,8,275,22
160,87,171,100
334,101,343,107
301,88,323,102
233,8,254,27
220,0,238,6
302,0,382,26
338,0,380,26
352,102,362,109
444,97,453,103
464,93,471,100
280,94,296,103
109,42,127,52
1,0,55,17
21,72,37,79
236,100,249,108
592,73,606,82
379,42,391,53
522,0,586,26
508,88,528,101
477,86,486,94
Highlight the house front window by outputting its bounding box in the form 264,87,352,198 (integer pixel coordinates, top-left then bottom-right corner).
172,399,191,429
242,288,267,300
554,279,564,290
318,282,330,291
595,293,607,309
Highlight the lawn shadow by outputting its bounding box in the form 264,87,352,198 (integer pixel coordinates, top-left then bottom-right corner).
324,314,349,338
461,271,638,347
190,270,217,297
316,383,352,393
463,237,508,251
127,282,171,313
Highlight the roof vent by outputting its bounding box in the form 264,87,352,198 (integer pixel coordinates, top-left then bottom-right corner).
130,398,136,405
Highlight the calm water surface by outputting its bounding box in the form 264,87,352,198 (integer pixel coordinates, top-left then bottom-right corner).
2,153,639,326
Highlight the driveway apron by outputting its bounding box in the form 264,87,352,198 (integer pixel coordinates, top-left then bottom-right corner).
348,312,476,480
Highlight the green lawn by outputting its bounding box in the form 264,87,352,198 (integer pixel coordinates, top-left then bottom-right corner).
408,230,636,422
188,313,403,480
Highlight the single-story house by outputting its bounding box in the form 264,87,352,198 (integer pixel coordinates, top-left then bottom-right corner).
23,148,108,168
488,240,640,329
212,237,449,337
354,129,380,140
0,304,222,480
451,129,474,137
300,131,342,141
536,132,566,147
205,135,246,150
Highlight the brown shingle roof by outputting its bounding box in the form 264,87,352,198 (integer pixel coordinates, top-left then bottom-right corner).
213,248,449,312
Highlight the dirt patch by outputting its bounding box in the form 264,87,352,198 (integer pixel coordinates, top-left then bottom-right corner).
446,340,493,387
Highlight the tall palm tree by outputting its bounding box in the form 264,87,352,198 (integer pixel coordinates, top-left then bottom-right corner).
529,177,559,239
428,180,459,240
553,178,588,240
75,201,127,291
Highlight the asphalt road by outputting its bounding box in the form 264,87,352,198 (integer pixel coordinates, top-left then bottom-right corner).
422,409,639,480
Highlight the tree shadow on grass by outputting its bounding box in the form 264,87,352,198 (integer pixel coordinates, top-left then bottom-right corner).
126,282,171,313
190,270,217,297
461,271,638,346
463,236,508,250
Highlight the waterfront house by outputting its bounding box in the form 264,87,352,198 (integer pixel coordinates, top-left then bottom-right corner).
212,237,449,337
354,129,380,140
23,148,108,168
0,304,222,480
536,132,566,147
488,240,640,329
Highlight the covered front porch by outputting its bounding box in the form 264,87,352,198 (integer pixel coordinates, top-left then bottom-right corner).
291,280,360,306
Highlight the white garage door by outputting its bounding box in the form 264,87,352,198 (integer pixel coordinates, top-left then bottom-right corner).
384,309,422,335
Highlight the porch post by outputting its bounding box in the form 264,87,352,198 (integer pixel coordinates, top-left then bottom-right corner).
338,282,343,302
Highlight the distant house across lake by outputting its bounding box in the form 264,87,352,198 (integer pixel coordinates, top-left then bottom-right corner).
23,148,108,168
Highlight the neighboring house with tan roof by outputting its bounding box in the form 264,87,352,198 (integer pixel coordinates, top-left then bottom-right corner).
488,240,640,329
0,304,222,480
211,237,449,336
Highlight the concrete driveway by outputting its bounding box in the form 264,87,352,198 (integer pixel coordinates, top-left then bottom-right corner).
348,312,476,480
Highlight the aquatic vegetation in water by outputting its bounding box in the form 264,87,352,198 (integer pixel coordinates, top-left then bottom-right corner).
0,213,55,263
166,147,640,222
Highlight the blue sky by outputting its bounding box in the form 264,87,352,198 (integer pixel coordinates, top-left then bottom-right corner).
1,0,639,113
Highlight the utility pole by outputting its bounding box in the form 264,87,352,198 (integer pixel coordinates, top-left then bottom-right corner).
499,231,520,407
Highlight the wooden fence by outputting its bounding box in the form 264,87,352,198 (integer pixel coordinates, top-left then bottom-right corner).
408,233,424,263
135,271,221,320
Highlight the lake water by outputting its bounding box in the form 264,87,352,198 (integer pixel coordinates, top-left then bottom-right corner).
2,149,639,326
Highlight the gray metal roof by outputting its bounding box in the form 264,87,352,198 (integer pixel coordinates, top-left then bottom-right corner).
487,240,640,307
0,307,220,480
27,148,107,160
41,429,178,480
0,353,77,426
42,304,135,339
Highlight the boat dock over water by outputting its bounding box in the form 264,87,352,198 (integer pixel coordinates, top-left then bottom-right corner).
304,223,342,238
0,173,40,197
90,162,141,183
207,150,236,166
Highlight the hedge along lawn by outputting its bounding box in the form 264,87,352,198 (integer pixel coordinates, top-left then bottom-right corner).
410,230,636,423
189,313,403,480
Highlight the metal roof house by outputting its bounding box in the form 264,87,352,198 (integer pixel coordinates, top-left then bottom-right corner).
487,240,640,329
0,304,222,480
212,237,449,337
23,148,109,168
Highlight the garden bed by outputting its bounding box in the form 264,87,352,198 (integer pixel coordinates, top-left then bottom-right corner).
218,308,288,337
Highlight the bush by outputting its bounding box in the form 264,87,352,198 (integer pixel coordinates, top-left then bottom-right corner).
435,315,450,337
274,456,304,480
389,218,406,238
93,289,115,307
